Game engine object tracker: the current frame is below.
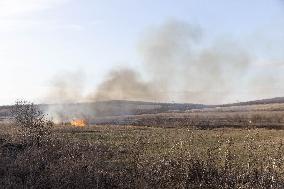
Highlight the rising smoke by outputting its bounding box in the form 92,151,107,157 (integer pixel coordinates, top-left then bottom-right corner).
138,21,251,103
46,20,283,105
91,68,157,102
89,20,251,104
45,70,85,104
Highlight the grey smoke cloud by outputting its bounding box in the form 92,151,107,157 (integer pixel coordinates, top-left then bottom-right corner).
45,70,85,104
137,20,251,103
90,68,157,101
47,20,283,105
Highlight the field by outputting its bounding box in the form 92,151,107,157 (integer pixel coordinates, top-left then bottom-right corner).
93,109,284,129
2,103,284,188
60,124,284,164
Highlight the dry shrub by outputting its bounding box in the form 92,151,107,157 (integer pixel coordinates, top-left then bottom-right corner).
11,100,53,146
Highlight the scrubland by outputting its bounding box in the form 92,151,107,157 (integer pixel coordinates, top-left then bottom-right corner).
2,102,284,188
2,121,284,188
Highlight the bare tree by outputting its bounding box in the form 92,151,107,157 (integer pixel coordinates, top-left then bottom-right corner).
11,100,53,146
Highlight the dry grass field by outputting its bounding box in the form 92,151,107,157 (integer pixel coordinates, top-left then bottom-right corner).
1,123,284,188
93,109,284,129
2,102,284,188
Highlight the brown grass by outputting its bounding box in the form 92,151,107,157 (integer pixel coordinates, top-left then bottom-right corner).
93,110,284,130
2,122,284,188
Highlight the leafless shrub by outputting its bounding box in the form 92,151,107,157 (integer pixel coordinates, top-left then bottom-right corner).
11,100,53,146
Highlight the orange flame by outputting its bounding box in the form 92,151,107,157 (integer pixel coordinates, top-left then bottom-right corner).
70,119,87,127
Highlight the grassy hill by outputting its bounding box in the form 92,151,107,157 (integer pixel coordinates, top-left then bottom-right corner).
1,97,284,121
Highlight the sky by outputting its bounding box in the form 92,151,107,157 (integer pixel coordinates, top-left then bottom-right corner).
0,0,284,105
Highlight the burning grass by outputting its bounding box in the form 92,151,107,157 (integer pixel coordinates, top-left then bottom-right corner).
70,119,88,127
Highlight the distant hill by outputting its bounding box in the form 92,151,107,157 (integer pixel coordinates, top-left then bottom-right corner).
0,100,206,119
94,100,206,115
1,97,284,120
217,97,284,108
40,100,206,118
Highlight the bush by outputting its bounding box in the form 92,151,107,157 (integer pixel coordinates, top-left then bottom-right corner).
11,100,53,146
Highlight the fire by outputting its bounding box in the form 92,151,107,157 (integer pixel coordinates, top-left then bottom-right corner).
70,119,87,127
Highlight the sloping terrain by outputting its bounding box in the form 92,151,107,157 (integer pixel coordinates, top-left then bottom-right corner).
2,97,284,128
0,100,206,120
216,97,284,107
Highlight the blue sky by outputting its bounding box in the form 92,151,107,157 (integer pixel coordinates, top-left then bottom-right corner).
0,0,284,105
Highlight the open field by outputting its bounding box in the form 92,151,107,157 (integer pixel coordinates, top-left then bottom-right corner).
2,121,284,188
93,109,284,129
2,101,284,188
57,124,284,161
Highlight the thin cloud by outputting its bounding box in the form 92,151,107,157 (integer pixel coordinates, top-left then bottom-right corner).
0,0,80,32
0,0,69,18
